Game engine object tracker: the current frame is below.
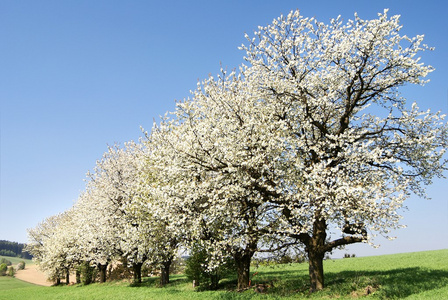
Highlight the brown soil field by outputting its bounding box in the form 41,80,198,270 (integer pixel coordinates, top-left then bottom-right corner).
14,265,77,286
14,265,52,286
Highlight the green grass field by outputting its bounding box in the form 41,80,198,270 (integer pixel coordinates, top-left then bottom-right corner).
0,277,37,291
0,249,447,299
0,256,34,267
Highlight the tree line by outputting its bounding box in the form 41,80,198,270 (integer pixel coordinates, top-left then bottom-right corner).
0,240,32,260
26,9,447,293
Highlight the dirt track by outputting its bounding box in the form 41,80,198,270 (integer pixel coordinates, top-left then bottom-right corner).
14,265,52,286
14,264,80,287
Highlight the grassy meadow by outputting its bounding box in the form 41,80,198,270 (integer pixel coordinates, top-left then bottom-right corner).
0,276,36,291
0,256,34,266
1,249,447,299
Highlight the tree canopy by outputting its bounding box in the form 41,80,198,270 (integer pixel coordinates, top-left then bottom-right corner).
26,9,447,292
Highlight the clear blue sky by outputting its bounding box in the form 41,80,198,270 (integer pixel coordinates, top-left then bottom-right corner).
1,0,447,258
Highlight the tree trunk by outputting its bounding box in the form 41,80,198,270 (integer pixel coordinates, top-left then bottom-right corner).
234,250,253,290
159,257,172,286
307,248,325,292
98,263,108,283
65,269,70,285
307,218,327,292
55,276,61,286
132,262,143,284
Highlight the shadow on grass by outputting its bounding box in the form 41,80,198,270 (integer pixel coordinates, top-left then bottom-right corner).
327,267,448,298
127,267,448,298
129,276,190,288
248,267,448,298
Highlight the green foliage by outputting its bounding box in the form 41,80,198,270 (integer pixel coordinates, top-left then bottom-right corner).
7,266,15,277
79,261,97,285
0,258,12,266
184,246,207,287
0,240,32,259
0,250,16,257
185,244,236,290
0,264,7,276
16,261,25,270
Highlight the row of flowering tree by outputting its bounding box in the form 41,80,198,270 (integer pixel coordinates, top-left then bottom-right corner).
26,142,178,285
27,9,447,292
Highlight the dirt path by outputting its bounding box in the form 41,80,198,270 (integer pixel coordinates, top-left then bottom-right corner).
14,265,52,286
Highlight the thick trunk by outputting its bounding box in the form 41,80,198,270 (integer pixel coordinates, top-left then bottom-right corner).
98,263,108,283
65,270,70,284
55,277,61,286
234,250,253,290
307,248,325,292
132,262,143,284
159,257,172,286
306,217,327,293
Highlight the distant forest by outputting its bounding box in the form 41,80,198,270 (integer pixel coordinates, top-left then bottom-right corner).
0,240,33,259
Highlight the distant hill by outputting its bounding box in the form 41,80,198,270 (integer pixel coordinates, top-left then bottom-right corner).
0,240,32,259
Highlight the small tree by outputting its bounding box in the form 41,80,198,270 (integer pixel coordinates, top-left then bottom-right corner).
7,266,15,277
79,261,96,285
0,263,7,276
185,244,236,290
0,258,12,266
185,245,208,289
17,261,26,270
